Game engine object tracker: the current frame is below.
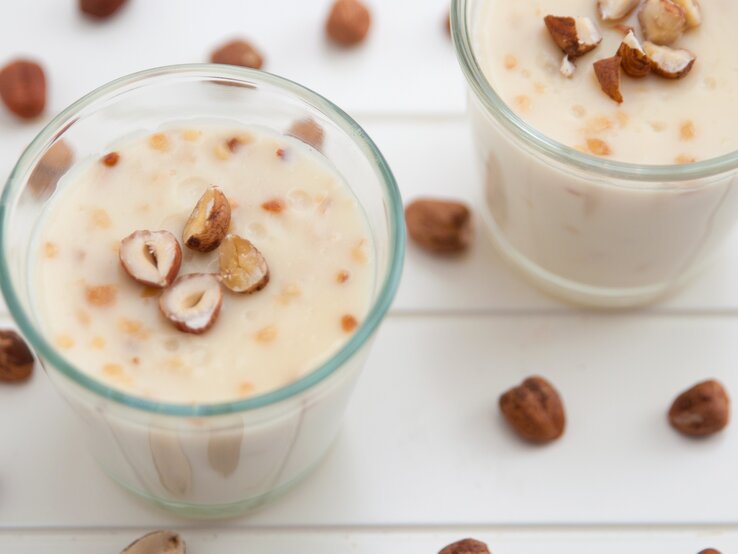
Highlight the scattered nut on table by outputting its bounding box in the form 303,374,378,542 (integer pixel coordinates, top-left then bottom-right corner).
287,118,325,151
439,538,491,554
499,376,566,444
0,330,35,383
0,59,46,119
27,140,74,199
119,530,185,554
405,198,472,254
326,0,372,47
79,0,128,19
210,38,264,69
668,379,730,437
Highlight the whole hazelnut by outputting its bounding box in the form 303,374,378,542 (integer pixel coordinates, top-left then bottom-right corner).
499,376,566,444
0,330,34,382
669,379,730,437
326,0,372,47
0,60,46,119
210,39,264,70
439,538,491,554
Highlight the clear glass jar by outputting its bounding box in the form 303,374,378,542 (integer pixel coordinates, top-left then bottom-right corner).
451,0,738,307
0,65,404,517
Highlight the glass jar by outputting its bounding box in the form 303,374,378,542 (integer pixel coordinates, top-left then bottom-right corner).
451,0,738,307
0,65,404,517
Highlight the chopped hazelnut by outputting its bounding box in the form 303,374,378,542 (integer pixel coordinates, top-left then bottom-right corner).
341,314,358,332
679,120,695,140
639,0,686,46
148,133,170,152
544,15,602,58
255,325,277,343
593,55,623,103
586,138,612,156
504,54,518,70
102,152,119,167
85,284,117,307
261,198,286,214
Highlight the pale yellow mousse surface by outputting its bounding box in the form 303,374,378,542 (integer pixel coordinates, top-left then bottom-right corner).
35,125,374,404
476,0,738,164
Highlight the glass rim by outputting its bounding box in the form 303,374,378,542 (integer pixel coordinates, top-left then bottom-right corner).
450,0,738,185
0,64,405,417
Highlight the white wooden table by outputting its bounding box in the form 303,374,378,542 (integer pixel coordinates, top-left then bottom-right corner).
1,1,738,551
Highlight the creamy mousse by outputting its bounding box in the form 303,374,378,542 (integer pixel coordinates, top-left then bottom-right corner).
35,124,374,404
477,0,738,164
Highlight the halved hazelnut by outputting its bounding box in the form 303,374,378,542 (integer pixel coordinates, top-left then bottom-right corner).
638,0,686,45
544,15,602,58
119,230,182,288
598,0,639,20
119,530,185,554
643,41,696,78
159,273,223,334
218,234,270,294
182,186,231,252
593,56,623,103
618,31,651,78
560,55,576,78
672,0,701,27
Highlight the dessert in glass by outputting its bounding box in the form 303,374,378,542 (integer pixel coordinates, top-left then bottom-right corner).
452,0,738,307
0,65,404,516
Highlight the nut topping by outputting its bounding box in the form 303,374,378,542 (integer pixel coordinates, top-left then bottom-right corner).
405,198,472,254
0,330,34,383
672,0,701,28
159,273,223,334
643,41,696,78
119,530,185,554
0,60,46,119
218,234,270,294
499,376,566,444
560,55,576,78
119,230,182,288
593,55,623,103
669,379,730,437
439,538,491,554
638,0,686,45
617,31,652,78
182,186,231,252
544,15,602,58
102,151,120,167
598,0,640,21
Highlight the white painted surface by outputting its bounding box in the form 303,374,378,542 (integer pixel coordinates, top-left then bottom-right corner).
1,0,737,551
